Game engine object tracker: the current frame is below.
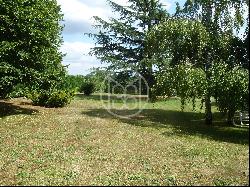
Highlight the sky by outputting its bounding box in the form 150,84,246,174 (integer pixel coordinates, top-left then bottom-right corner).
57,0,187,75
57,0,248,75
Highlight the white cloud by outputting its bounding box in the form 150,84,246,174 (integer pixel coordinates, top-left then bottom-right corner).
58,0,110,22
57,0,173,74
57,0,113,33
57,0,172,33
60,42,107,75
61,42,93,59
63,61,106,75
161,1,172,10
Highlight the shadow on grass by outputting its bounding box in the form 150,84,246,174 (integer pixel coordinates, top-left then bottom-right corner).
0,101,38,118
82,108,249,145
75,93,148,103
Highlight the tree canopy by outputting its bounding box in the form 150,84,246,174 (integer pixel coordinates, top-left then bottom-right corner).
0,0,66,98
88,0,168,68
87,0,170,99
146,0,249,124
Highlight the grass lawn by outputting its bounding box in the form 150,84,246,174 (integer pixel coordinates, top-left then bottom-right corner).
0,94,249,185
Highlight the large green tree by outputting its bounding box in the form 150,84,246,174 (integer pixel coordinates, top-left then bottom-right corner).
0,0,66,98
147,0,248,125
87,0,169,99
176,0,248,125
210,62,249,124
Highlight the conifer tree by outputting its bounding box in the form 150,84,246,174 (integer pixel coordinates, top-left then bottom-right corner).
87,0,169,99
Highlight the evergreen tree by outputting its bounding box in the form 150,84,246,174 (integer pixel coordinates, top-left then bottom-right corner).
87,0,169,99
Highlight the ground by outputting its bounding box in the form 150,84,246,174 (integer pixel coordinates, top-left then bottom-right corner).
0,95,249,185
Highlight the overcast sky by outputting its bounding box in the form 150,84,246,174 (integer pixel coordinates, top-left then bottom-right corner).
57,0,247,75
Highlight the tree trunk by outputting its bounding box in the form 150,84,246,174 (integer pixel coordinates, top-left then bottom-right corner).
205,95,212,125
227,109,236,126
148,81,156,102
142,66,155,102
202,1,213,125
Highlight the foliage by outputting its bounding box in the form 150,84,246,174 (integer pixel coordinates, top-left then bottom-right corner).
29,89,75,108
173,0,249,68
147,0,248,124
175,0,246,31
88,0,168,67
85,68,108,93
155,62,249,123
155,63,207,110
108,71,134,94
6,84,29,98
64,75,86,92
210,62,249,113
80,82,95,96
0,0,65,99
87,0,170,99
63,69,111,94
146,19,210,67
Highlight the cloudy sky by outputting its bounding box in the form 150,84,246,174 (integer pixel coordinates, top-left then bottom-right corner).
57,0,186,75
57,0,247,75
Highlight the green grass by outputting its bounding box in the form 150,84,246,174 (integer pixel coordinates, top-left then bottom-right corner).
0,95,249,186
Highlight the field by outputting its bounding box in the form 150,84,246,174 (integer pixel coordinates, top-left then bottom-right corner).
0,94,249,185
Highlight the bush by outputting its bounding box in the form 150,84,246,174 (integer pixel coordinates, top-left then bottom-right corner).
64,75,86,92
209,63,249,124
29,89,75,108
6,84,30,98
80,82,95,96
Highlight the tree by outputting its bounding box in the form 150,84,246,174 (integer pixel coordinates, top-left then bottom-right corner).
147,0,248,125
146,19,210,67
0,0,66,98
147,19,212,114
154,63,207,110
87,0,169,100
174,0,248,125
209,62,249,125
64,75,86,92
85,67,107,93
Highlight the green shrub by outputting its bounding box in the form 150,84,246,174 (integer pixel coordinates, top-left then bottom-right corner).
64,75,86,92
7,84,30,98
80,82,95,96
29,89,75,108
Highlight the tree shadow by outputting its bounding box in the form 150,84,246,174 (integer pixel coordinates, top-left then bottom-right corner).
0,101,38,118
75,93,148,103
82,108,249,145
